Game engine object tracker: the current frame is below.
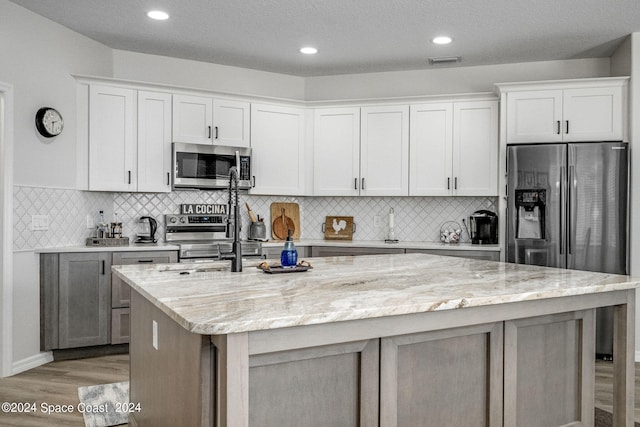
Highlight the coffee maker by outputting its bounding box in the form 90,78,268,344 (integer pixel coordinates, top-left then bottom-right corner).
136,216,158,243
469,210,498,244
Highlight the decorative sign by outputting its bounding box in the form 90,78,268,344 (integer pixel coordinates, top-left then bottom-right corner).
180,204,227,215
324,216,354,241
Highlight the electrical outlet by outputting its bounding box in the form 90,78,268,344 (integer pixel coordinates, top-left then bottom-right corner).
31,215,49,231
373,215,382,227
152,320,158,350
86,215,95,229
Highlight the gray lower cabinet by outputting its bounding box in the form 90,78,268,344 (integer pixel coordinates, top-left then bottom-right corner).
41,250,178,350
41,252,111,350
310,246,405,257
406,248,500,261
111,251,178,344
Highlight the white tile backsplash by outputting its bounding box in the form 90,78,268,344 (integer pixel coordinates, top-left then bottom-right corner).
13,185,497,250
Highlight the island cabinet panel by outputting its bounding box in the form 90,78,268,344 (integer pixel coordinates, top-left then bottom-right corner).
379,323,503,427
503,310,595,427
247,340,379,427
129,290,212,427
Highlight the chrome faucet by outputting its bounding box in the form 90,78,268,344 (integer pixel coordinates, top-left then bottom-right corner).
219,162,243,272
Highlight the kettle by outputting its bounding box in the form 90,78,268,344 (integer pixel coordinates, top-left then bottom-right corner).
137,216,158,243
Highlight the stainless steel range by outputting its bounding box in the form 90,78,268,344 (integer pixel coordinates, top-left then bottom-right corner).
165,212,263,262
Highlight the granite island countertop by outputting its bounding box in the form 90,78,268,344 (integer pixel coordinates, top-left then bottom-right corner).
112,253,640,336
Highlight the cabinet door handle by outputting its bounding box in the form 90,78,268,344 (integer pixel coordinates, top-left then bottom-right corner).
354,178,358,190
447,177,451,190
215,126,219,139
556,120,561,135
101,260,105,275
252,176,256,188
208,126,212,139
565,120,569,134
361,177,366,190
128,171,131,185
167,172,170,186
454,177,458,190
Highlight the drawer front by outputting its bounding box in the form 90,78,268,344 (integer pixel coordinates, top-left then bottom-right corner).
112,251,178,307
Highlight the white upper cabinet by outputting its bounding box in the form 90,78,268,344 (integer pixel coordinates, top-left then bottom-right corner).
250,103,305,195
87,85,172,192
137,91,172,193
453,101,499,196
313,107,360,196
172,94,250,147
172,94,212,144
359,105,409,196
213,99,250,147
89,85,137,192
410,100,498,196
504,79,627,143
313,105,409,196
409,103,453,196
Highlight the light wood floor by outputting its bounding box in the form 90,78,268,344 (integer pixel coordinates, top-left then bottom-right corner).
0,355,638,426
0,354,129,427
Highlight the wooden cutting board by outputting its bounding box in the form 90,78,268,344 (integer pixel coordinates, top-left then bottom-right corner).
270,202,301,240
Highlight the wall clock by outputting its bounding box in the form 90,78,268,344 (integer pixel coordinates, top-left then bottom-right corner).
35,107,64,138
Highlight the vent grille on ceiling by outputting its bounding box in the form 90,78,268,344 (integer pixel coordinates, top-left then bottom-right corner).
428,56,461,65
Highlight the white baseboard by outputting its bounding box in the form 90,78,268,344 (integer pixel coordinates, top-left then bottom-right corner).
11,352,53,376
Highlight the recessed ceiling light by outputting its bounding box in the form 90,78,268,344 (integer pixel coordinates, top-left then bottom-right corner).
432,36,453,45
300,47,318,55
147,10,169,20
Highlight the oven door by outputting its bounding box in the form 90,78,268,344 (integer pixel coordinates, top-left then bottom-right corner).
173,142,252,190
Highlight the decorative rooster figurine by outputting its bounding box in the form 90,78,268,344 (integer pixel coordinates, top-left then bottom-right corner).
332,218,347,234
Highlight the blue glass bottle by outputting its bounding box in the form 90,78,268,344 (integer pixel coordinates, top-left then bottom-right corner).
280,229,298,268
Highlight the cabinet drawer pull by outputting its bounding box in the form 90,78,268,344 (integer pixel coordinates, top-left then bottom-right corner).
137,259,153,263
556,120,561,135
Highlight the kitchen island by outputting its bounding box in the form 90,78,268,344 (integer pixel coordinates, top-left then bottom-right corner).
112,253,639,427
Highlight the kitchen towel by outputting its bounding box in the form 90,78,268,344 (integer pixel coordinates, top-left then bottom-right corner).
77,381,129,427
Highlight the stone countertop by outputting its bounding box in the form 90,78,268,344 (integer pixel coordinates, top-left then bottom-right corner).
36,242,180,253
263,240,500,251
37,240,499,253
112,253,640,336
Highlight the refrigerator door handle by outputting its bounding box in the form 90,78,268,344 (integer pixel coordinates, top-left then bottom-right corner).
568,165,574,255
559,165,565,255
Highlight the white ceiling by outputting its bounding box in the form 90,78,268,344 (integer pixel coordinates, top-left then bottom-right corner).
9,0,640,77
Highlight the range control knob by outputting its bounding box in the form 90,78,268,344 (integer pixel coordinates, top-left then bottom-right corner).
180,217,186,223
169,216,177,223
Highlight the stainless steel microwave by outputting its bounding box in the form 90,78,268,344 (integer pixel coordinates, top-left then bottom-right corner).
172,142,252,190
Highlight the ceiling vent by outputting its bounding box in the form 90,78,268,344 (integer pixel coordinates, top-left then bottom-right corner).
428,56,461,65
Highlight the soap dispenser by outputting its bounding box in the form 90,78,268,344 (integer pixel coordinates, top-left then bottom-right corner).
280,229,298,268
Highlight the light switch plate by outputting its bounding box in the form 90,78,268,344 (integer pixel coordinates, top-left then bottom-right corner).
31,214,49,231
373,215,382,228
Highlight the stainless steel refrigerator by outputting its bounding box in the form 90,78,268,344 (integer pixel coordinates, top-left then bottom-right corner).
506,142,628,358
